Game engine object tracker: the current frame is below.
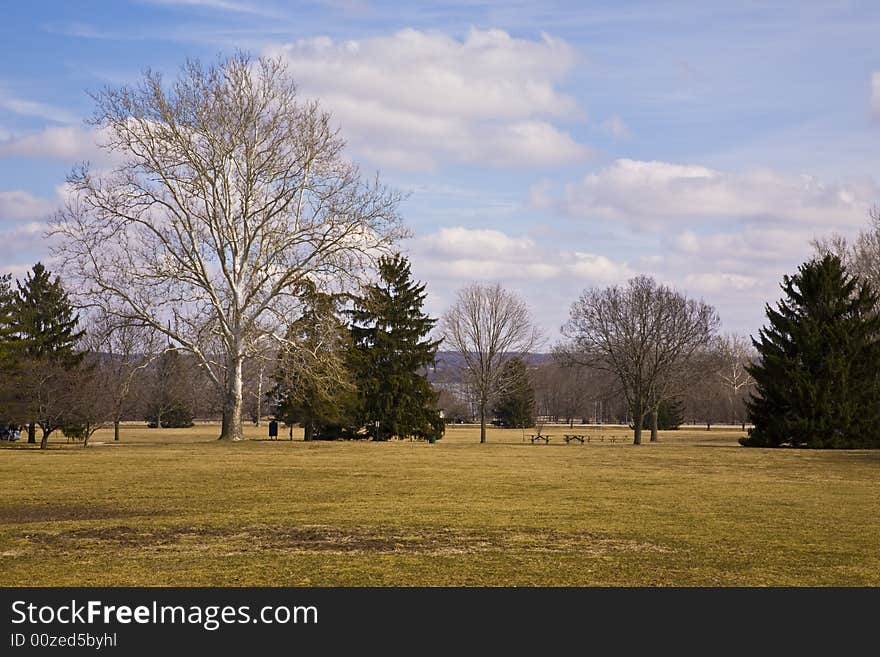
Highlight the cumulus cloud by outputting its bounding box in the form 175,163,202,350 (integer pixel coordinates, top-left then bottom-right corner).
538,159,875,228
0,191,56,222
408,226,633,286
0,125,108,162
265,28,589,170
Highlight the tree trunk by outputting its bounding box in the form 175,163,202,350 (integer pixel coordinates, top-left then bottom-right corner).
219,355,245,441
289,424,293,441
706,421,711,431
39,428,49,450
114,420,120,442
254,365,263,427
632,399,643,445
27,422,35,444
304,421,313,442
650,406,659,442
479,399,487,444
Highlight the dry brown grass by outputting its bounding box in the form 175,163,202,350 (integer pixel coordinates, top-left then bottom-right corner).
1,422,877,586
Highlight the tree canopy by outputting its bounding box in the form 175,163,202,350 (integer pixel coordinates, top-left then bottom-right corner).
744,255,880,448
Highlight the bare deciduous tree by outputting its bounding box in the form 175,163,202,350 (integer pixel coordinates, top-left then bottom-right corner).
560,275,719,444
51,54,405,440
440,283,541,443
85,315,162,441
715,333,755,427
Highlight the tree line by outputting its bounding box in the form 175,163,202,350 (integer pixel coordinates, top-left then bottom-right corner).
2,53,879,450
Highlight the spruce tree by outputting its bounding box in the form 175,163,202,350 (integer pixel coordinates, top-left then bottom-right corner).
11,263,84,444
0,273,17,368
348,255,444,441
743,255,880,448
13,263,83,362
492,357,535,428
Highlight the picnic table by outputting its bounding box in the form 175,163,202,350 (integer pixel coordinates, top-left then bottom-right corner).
528,434,551,444
563,434,585,444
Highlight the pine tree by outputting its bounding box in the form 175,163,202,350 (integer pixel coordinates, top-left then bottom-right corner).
348,255,444,441
0,273,17,368
743,255,880,448
271,289,357,441
10,263,84,445
492,357,535,428
13,263,83,362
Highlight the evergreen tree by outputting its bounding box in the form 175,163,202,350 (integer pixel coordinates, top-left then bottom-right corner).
271,289,357,441
13,263,83,362
0,273,18,369
743,255,880,448
492,357,535,428
10,263,84,444
641,398,684,430
348,255,444,441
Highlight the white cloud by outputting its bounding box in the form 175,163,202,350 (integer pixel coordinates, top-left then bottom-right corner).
0,126,107,162
0,92,78,124
567,252,633,283
265,28,588,170
0,191,56,222
141,0,279,17
600,116,631,139
0,221,50,252
539,159,875,228
419,227,536,260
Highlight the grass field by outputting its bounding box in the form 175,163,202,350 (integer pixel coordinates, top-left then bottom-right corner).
1,423,878,586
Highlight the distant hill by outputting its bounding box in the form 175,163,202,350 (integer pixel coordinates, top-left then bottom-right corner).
428,351,552,383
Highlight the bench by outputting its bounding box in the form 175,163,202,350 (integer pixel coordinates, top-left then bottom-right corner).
529,434,551,444
563,434,585,444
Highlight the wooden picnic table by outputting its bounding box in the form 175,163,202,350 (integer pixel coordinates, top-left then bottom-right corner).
529,434,551,444
563,434,585,444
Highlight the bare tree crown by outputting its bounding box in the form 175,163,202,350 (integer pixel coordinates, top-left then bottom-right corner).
50,54,405,438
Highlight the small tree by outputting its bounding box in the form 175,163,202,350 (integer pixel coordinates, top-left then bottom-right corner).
561,275,719,445
492,357,535,428
744,255,880,448
272,287,356,441
441,283,541,443
349,255,443,441
143,348,197,428
11,263,84,447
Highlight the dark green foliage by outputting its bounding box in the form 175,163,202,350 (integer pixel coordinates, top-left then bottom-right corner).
492,358,535,428
271,289,358,441
12,263,83,364
641,398,684,430
743,255,880,449
0,273,18,368
1,264,84,445
348,254,444,441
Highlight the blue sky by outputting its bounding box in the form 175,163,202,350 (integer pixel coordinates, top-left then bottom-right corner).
2,0,879,342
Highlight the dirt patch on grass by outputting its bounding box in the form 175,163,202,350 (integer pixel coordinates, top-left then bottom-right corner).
21,523,674,556
0,505,161,525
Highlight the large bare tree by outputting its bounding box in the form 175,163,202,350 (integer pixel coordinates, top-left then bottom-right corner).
560,275,719,444
51,54,405,440
440,283,541,443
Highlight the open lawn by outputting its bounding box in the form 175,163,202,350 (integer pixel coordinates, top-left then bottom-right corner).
1,423,878,586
